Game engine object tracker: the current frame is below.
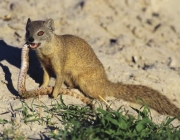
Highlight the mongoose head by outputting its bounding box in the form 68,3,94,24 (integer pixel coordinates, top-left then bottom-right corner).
25,18,55,49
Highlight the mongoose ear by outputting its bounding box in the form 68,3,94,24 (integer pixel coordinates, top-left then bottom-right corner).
44,18,55,32
27,18,31,23
26,18,31,30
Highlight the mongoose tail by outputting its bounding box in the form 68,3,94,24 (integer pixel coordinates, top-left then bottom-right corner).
108,82,180,119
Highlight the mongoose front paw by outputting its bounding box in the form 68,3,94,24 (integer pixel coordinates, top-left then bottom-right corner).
49,93,58,98
40,84,48,88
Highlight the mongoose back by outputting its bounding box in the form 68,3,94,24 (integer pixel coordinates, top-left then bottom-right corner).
25,18,180,118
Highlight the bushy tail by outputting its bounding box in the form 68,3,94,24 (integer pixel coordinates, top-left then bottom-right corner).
107,82,180,119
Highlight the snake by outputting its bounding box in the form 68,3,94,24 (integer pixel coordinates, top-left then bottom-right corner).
17,44,92,105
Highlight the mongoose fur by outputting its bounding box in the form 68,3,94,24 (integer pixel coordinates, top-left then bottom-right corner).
25,18,180,118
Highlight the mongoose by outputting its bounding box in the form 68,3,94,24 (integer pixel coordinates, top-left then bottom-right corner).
25,18,180,118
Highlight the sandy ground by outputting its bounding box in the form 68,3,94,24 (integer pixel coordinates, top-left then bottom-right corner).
0,0,180,139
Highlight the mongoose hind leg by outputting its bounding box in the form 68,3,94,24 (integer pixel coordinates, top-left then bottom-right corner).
78,79,107,101
59,88,94,109
64,74,76,88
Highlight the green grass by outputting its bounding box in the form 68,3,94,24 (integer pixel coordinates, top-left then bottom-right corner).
0,95,180,140
49,99,180,140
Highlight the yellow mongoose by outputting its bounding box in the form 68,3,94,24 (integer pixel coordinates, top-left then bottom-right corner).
25,18,180,118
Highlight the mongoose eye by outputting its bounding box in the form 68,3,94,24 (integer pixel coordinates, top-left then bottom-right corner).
37,31,44,36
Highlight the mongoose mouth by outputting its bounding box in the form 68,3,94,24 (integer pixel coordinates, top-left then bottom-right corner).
29,43,41,49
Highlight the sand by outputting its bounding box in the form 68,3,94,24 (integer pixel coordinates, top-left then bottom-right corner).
0,0,180,138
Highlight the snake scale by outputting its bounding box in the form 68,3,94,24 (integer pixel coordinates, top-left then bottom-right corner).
17,44,92,105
